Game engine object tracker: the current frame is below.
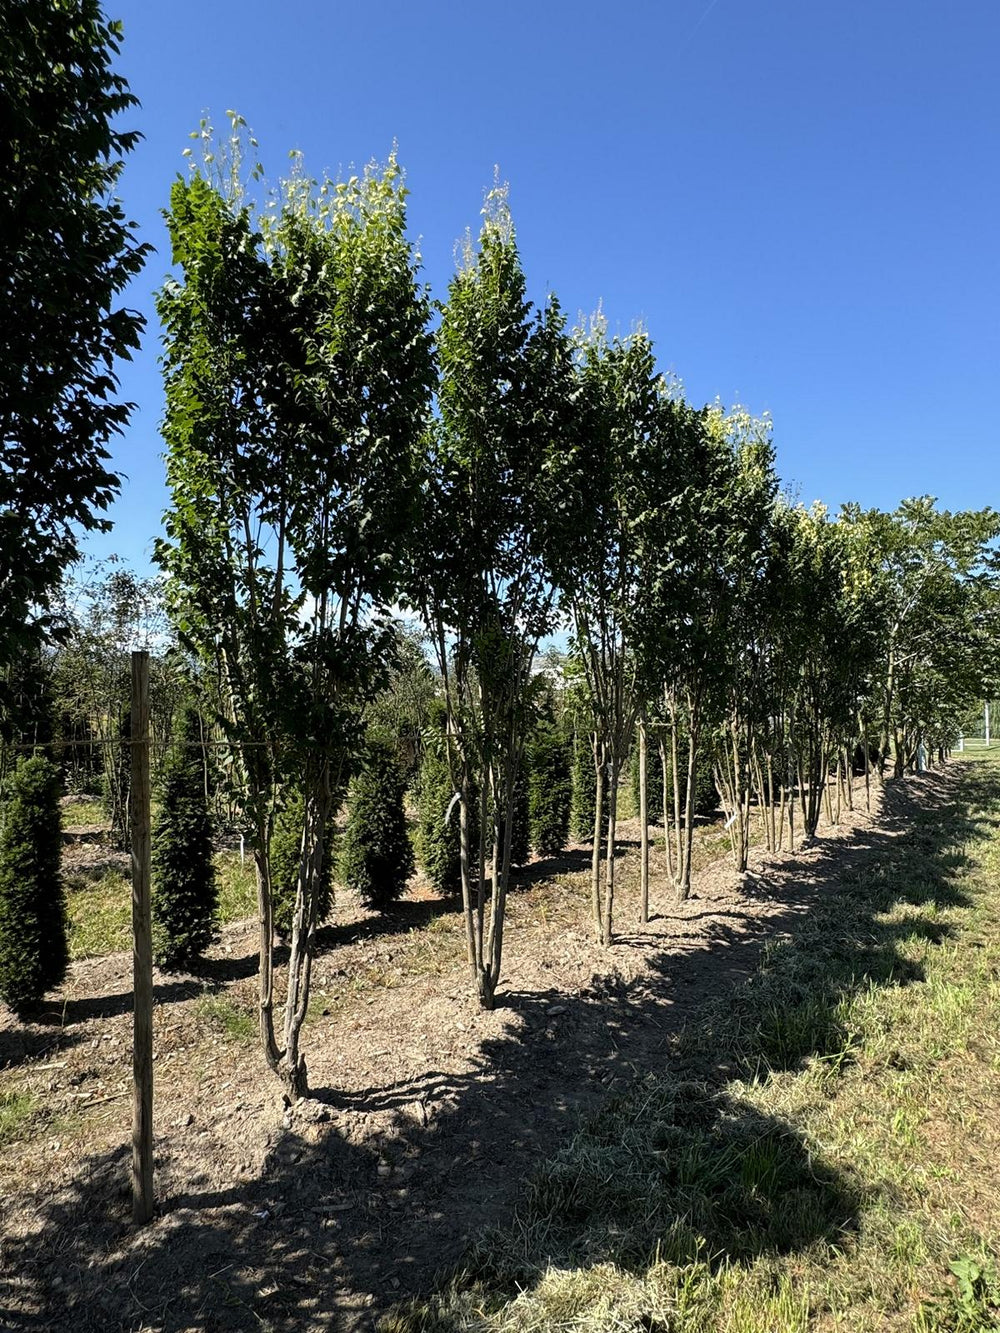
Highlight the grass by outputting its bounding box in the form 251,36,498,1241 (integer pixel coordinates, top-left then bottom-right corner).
384,758,1000,1333
215,849,258,923
66,866,132,959
196,994,257,1042
60,797,106,828
64,850,259,961
0,1090,37,1148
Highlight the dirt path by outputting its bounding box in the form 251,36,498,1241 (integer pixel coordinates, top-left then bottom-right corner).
0,770,952,1332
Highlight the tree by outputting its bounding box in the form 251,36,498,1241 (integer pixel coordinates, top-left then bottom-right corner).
0,756,67,1012
410,183,575,1007
0,647,55,793
47,560,179,819
157,129,433,1093
0,1,148,667
549,323,665,943
151,702,218,969
338,739,414,910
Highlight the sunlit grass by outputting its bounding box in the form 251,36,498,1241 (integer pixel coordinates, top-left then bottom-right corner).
0,1090,37,1148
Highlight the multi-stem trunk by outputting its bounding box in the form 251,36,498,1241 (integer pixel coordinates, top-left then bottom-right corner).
252,824,281,1077
281,784,333,1096
679,718,700,894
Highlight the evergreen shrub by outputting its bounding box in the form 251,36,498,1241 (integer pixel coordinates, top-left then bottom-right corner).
151,704,218,968
528,725,573,856
338,740,414,910
0,756,68,1012
271,791,334,939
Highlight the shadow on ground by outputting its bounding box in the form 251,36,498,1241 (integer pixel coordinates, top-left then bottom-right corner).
0,763,995,1332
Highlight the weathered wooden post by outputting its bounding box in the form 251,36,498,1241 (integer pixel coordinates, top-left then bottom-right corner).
130,650,154,1225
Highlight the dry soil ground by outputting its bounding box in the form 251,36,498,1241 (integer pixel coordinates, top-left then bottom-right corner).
0,774,929,1332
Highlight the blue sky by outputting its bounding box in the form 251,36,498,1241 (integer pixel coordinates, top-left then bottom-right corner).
93,0,999,573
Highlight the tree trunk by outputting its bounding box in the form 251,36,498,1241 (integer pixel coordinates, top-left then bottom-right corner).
253,833,282,1077
591,741,604,940
679,709,699,897
639,719,649,925
660,738,674,881
601,755,619,946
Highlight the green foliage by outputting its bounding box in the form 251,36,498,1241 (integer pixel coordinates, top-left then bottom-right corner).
570,727,614,842
0,1090,37,1148
49,559,179,803
499,761,531,869
338,740,415,911
151,703,218,969
571,730,601,842
366,625,437,782
529,725,572,857
102,704,130,852
0,1,149,667
416,714,463,896
270,793,334,940
0,756,67,1012
629,736,663,824
197,994,256,1043
646,739,719,821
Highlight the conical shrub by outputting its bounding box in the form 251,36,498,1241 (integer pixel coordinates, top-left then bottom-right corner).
338,740,414,911
270,791,334,940
571,730,610,842
151,704,218,969
528,724,573,857
416,729,463,896
0,755,67,1012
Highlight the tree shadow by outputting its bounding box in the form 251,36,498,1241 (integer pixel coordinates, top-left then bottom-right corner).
0,764,993,1331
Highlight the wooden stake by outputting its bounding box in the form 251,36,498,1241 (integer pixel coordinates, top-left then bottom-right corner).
130,650,154,1226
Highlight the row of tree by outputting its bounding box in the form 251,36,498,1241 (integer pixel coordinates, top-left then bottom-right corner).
3,0,998,1097
147,124,1000,1095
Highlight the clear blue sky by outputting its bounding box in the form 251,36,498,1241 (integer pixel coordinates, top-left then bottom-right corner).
92,0,1000,573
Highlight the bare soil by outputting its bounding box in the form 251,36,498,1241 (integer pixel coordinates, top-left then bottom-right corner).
0,772,944,1332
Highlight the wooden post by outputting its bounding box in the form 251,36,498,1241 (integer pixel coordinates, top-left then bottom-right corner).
130,650,154,1226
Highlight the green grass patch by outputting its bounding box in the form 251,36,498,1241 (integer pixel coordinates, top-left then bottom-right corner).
215,850,258,924
196,994,256,1042
61,798,107,828
66,867,132,959
65,850,259,961
0,1090,37,1147
385,760,1000,1332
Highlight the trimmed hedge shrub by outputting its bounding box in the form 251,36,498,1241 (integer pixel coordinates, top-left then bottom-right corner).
497,762,530,869
571,731,611,842
0,756,67,1012
271,792,334,940
338,740,414,911
151,704,218,969
528,726,572,856
630,735,664,824
416,734,463,896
